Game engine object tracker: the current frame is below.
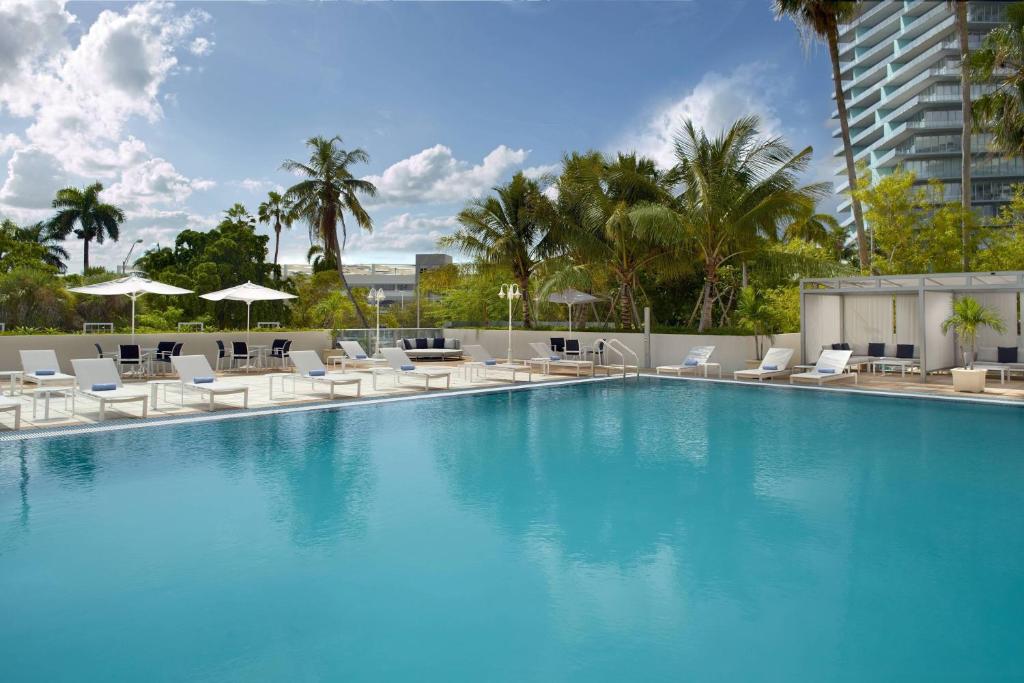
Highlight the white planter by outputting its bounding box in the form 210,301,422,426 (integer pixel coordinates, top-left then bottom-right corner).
951,367,987,393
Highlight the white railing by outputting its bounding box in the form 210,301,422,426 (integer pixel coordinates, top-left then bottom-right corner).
595,338,641,378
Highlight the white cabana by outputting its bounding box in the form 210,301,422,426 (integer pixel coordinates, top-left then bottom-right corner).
546,288,602,337
67,274,193,341
800,272,1024,382
200,281,296,343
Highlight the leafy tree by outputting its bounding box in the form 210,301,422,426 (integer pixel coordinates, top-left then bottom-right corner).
0,219,52,273
258,191,295,267
46,182,125,273
439,172,554,328
975,183,1024,270
671,115,824,331
775,0,870,270
282,135,377,326
0,267,75,329
734,286,780,360
551,151,683,329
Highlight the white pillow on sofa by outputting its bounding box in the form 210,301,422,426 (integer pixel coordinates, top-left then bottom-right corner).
977,346,997,362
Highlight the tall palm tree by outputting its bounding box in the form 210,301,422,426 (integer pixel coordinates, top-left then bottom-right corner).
970,3,1024,154
553,152,684,329
46,182,125,273
258,191,295,267
282,135,377,326
671,115,826,331
775,0,870,271
949,0,973,270
439,172,553,328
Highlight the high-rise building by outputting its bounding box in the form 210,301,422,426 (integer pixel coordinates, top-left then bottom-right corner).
834,1,1016,226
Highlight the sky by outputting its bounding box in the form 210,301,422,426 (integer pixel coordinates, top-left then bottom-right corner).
0,0,838,271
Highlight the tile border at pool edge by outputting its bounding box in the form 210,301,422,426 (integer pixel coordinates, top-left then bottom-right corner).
649,373,1024,409
0,375,627,443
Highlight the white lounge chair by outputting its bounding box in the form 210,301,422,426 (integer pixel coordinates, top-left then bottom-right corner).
462,344,532,382
0,395,21,430
790,349,858,386
288,350,362,398
20,350,75,388
373,347,452,390
170,355,249,411
656,345,720,377
70,358,148,421
733,348,795,382
527,342,594,376
331,341,388,371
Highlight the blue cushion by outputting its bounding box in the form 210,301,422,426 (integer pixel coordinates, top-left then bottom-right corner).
400,364,415,371
763,364,778,371
34,369,55,376
432,337,446,349
868,342,885,357
896,344,914,359
91,383,116,391
484,359,497,366
998,346,1018,363
818,368,836,374
308,369,326,377
683,359,699,366
549,355,560,361
402,338,413,350
831,343,843,350
193,376,214,384
355,354,368,360
415,338,428,350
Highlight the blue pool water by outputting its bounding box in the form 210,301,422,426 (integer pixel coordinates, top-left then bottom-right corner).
1,379,1023,681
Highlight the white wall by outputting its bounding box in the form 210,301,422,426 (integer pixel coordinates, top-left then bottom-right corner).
924,291,955,371
0,330,332,374
445,328,800,372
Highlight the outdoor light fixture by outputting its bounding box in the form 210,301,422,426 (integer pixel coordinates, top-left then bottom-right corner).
368,288,386,356
498,283,521,363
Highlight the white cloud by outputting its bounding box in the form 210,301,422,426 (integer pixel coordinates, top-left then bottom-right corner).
233,178,282,194
189,36,214,56
364,144,530,205
522,163,559,181
0,1,215,222
618,64,787,168
346,213,458,253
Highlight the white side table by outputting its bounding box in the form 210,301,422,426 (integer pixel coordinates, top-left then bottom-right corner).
267,373,294,401
30,387,70,421
148,380,182,409
0,370,23,396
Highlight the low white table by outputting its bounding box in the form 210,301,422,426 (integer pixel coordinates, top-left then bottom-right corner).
29,387,70,421
0,370,23,396
267,373,294,401
870,359,916,377
148,380,182,409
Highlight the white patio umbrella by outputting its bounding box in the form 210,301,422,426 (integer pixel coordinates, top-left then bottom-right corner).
200,281,296,343
67,274,193,341
546,288,602,337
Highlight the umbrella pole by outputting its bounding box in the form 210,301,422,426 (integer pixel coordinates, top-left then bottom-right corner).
131,294,136,342
568,303,572,338
246,301,251,346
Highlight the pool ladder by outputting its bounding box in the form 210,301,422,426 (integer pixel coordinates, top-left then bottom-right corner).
594,338,641,378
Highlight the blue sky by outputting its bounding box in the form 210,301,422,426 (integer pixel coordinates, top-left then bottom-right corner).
0,0,837,269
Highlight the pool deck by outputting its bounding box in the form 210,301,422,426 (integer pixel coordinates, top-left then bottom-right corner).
0,362,594,435
3,362,1022,437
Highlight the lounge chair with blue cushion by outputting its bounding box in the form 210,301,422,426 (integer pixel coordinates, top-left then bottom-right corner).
20,350,75,388
288,350,362,398
338,341,388,370
70,358,148,421
790,349,857,386
374,347,453,390
462,344,532,382
527,342,594,376
656,345,719,377
733,347,795,382
171,355,248,411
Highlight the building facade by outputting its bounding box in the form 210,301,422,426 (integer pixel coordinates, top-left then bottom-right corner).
835,1,1015,225
279,253,453,307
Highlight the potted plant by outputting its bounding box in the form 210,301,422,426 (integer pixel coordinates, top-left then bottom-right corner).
735,286,779,367
941,297,1005,393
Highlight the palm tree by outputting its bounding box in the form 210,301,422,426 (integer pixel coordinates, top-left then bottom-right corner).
2,220,70,272
439,172,553,328
282,135,377,326
941,296,1006,368
970,3,1024,155
949,0,972,271
553,152,684,329
783,206,853,260
775,0,870,271
258,191,295,267
671,115,826,332
46,182,125,273
734,286,779,360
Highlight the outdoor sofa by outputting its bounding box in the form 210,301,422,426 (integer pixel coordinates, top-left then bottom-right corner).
396,337,463,360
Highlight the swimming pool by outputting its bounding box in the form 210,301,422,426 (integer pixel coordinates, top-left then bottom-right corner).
1,378,1022,681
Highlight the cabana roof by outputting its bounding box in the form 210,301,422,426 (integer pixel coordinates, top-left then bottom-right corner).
802,271,1024,294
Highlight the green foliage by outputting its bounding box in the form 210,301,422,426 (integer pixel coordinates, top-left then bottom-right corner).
46,182,125,273
968,2,1024,157
941,297,1006,368
975,184,1024,270
0,267,76,329
288,271,366,329
735,286,782,359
